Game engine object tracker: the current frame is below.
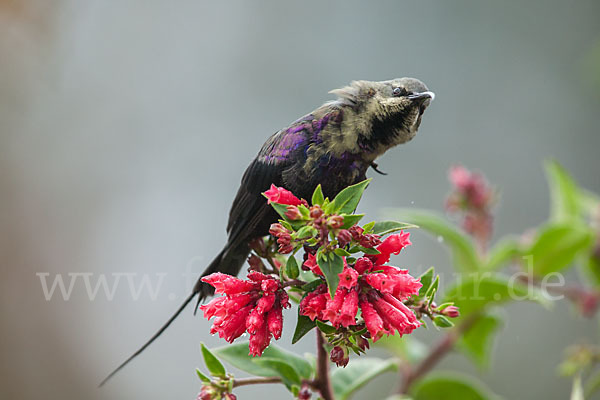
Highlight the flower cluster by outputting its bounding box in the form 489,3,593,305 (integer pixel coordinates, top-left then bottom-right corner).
198,181,456,373
445,165,495,249
300,232,421,348
200,272,290,356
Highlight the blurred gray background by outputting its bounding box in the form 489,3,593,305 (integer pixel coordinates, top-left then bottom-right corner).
1,1,599,399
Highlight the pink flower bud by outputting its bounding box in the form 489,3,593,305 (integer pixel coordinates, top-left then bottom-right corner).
354,257,373,274
337,229,352,247
348,225,364,240
309,205,324,219
278,243,294,254
442,305,460,318
269,223,288,237
198,386,214,400
330,346,349,367
360,234,381,249
224,394,237,400
298,384,312,400
285,205,303,220
247,254,264,271
327,215,344,229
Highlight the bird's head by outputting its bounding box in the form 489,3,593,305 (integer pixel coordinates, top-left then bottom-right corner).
329,78,434,156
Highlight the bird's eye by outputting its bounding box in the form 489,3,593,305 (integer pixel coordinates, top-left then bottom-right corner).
393,87,409,97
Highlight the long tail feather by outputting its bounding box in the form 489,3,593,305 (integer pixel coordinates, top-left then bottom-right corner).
99,291,197,387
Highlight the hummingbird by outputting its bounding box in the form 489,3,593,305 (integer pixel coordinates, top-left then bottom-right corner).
101,78,434,385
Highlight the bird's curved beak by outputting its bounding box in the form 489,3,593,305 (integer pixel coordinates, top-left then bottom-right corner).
408,91,435,101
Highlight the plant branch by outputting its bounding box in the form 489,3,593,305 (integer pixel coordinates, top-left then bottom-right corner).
399,314,479,394
233,376,282,388
314,330,335,400
282,279,308,288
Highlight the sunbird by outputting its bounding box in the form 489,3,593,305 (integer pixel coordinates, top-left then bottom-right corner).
101,78,434,385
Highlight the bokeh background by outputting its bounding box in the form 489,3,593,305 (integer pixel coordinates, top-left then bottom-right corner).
2,1,599,399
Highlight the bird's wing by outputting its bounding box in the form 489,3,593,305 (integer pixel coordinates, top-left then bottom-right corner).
225,120,312,246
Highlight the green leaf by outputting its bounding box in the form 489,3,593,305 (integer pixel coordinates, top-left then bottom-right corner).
330,179,372,214
318,252,345,297
286,256,299,279
584,369,600,398
302,279,323,292
353,245,381,255
424,275,439,301
316,320,337,334
545,160,581,223
340,214,365,229
296,225,317,239
334,248,352,257
253,358,301,388
387,209,480,272
436,302,454,312
444,275,549,317
457,313,503,368
292,314,316,344
195,368,210,383
411,373,499,400
331,358,397,400
484,237,520,271
526,223,594,276
312,184,325,206
362,221,376,233
213,343,313,379
200,343,226,378
579,189,600,217
413,267,435,301
432,315,454,328
270,203,292,221
581,249,600,288
372,220,419,236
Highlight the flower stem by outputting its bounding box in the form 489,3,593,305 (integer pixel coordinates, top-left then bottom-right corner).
233,376,282,388
315,330,335,400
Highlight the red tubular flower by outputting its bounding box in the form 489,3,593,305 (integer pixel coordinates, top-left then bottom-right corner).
365,266,422,300
299,284,329,320
322,287,348,326
202,273,258,295
359,295,387,341
338,289,359,327
264,184,302,206
373,231,412,265
249,322,270,357
267,306,283,339
199,272,290,356
303,253,323,275
338,266,358,290
369,291,421,336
